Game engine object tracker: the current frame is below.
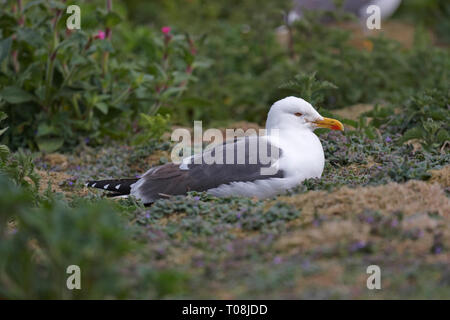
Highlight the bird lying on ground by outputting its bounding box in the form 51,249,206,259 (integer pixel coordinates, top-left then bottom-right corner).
86,97,344,204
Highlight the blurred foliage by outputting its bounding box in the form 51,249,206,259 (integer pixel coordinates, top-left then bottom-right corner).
287,12,449,110
279,72,338,108
396,0,450,44
0,151,190,299
0,176,132,299
124,0,294,123
132,113,171,145
1,0,449,148
0,0,203,151
0,111,9,160
122,0,449,125
367,89,450,151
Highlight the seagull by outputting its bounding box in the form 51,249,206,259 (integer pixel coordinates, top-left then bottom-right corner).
86,97,344,204
288,0,402,24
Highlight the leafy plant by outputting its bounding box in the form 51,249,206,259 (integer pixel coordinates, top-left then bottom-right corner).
0,111,9,161
278,72,338,107
0,175,133,299
0,0,201,151
132,113,171,145
0,111,40,197
367,89,450,150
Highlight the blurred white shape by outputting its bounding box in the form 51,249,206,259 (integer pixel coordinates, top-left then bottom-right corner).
289,0,402,24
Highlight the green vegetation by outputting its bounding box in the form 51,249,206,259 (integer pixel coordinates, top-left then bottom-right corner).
0,0,449,299
0,1,203,151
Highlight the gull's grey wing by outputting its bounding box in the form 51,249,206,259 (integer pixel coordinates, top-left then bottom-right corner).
131,136,284,203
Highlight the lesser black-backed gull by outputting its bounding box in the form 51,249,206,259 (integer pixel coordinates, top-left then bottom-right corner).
86,97,344,204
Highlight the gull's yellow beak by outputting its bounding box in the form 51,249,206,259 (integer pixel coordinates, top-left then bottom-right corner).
313,117,344,131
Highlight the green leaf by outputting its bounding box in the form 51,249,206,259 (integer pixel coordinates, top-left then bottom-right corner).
0,86,34,104
341,118,358,128
0,37,12,65
96,40,114,53
364,127,377,140
36,123,57,137
17,29,44,48
0,111,7,122
436,129,449,144
0,144,10,161
0,127,8,136
48,0,66,10
104,12,122,28
179,97,213,108
24,0,45,11
36,138,64,153
95,102,109,114
192,58,213,69
132,133,147,146
161,87,185,99
400,127,424,143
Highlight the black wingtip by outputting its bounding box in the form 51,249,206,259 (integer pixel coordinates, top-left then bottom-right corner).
85,178,138,195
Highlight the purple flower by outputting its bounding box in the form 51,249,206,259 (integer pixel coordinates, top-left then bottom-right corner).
273,256,282,264
366,216,375,224
434,246,443,254
193,196,200,201
145,213,150,219
350,241,366,252
301,260,312,269
194,259,204,268
385,136,392,143
390,219,399,228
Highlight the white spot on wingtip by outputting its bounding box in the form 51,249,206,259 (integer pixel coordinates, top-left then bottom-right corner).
92,183,96,187
115,184,121,190
104,184,109,189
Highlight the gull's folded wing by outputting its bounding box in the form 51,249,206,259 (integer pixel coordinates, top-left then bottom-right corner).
131,136,284,202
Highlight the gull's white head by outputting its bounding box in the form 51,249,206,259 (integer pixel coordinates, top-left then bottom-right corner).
266,96,344,132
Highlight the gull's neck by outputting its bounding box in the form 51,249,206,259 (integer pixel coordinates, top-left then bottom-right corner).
266,121,313,137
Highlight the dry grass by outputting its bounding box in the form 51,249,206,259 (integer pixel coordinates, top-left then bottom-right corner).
429,166,450,188
272,179,450,296
36,169,72,194
333,104,374,122
278,180,449,223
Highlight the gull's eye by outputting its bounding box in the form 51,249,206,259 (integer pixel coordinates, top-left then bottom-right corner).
295,112,303,117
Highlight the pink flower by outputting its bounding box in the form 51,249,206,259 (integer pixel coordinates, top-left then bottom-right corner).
161,26,171,35
95,30,106,40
